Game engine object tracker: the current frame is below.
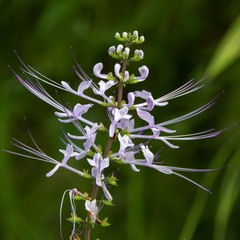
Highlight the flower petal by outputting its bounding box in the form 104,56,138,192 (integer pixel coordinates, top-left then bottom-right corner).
136,109,155,126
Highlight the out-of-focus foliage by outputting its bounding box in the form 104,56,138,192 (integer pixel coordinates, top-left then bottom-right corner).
0,0,240,239
206,15,240,80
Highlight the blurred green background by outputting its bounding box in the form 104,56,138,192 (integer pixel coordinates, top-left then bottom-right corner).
0,0,240,239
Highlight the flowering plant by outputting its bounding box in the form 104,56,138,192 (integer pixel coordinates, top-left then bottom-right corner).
8,31,224,239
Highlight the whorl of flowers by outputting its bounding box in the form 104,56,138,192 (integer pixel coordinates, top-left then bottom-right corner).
8,30,224,239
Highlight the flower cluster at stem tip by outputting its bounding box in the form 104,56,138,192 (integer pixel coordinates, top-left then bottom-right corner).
8,30,225,239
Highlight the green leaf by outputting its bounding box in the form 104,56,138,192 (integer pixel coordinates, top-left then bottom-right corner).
83,169,91,179
102,200,115,206
66,214,83,223
179,131,240,240
106,175,118,186
213,149,240,240
206,14,240,80
74,192,89,201
101,217,111,227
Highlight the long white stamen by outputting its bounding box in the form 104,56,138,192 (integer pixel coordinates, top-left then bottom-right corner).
67,134,86,140
21,67,65,90
69,190,77,239
159,99,217,126
134,79,205,108
173,172,211,192
15,52,105,106
60,189,71,240
156,79,204,102
73,68,110,103
58,115,96,127
162,129,221,140
129,134,179,148
130,125,176,133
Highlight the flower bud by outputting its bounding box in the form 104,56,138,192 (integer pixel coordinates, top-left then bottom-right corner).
122,47,130,59
115,32,121,40
123,47,130,56
133,30,138,38
139,36,145,43
122,32,128,39
124,71,130,82
128,65,149,84
135,49,144,59
93,62,108,79
138,65,149,79
108,46,115,55
114,63,121,79
116,44,124,53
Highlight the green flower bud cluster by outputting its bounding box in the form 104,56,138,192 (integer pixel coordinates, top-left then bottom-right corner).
108,44,130,60
115,30,145,45
108,46,144,63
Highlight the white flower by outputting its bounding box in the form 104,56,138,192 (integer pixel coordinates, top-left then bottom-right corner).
85,200,98,223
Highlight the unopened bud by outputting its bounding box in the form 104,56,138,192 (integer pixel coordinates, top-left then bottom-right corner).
108,46,115,55
116,44,124,53
115,32,121,39
122,32,128,38
123,47,130,58
139,36,145,43
133,30,138,38
135,49,144,59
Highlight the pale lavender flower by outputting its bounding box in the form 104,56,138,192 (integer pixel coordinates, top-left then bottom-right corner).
55,103,93,123
109,106,132,137
93,80,116,96
134,49,144,59
68,123,99,153
134,65,149,82
116,119,135,132
136,108,155,126
118,134,134,157
85,200,98,223
140,144,154,165
134,90,168,110
61,80,92,95
46,144,79,177
114,63,129,82
87,153,112,200
93,62,108,80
